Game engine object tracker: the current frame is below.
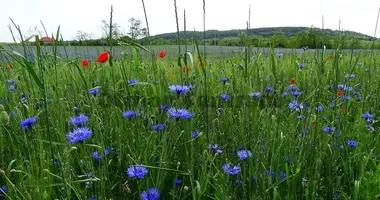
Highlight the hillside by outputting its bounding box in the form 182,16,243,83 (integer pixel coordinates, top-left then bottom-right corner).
150,26,376,41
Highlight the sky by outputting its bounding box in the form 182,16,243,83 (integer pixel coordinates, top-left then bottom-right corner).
0,0,379,42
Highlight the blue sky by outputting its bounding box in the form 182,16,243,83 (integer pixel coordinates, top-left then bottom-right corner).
0,0,379,42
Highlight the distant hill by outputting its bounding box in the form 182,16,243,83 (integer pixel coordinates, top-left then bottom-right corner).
149,26,376,41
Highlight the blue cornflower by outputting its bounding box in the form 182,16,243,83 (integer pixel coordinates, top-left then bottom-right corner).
20,117,37,131
298,62,306,69
127,165,148,179
127,79,139,86
141,188,160,200
208,144,223,154
159,105,168,112
344,74,355,79
285,156,291,164
288,85,299,91
92,152,102,161
367,125,375,132
288,100,303,111
249,92,261,98
251,176,257,182
361,113,374,123
0,185,6,195
151,124,165,131
220,77,229,84
265,87,273,93
237,150,252,160
192,131,199,139
174,179,182,187
88,198,96,200
69,114,89,126
123,110,136,119
292,91,302,97
8,85,15,92
21,97,26,104
316,105,324,112
66,127,92,144
89,88,100,96
168,108,194,119
347,140,357,148
220,94,230,101
7,79,16,85
169,85,192,95
279,172,287,181
282,92,289,97
342,96,351,102
323,126,336,134
104,147,115,156
222,163,241,175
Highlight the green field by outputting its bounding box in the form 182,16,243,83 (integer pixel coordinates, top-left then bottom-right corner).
1,26,380,200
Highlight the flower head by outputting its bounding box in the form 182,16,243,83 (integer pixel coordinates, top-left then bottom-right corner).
66,127,92,144
81,59,89,67
220,94,230,101
96,52,108,63
123,110,136,119
208,144,222,154
169,85,192,95
151,124,165,131
159,51,166,58
237,150,252,160
141,188,160,200
222,163,241,175
89,88,100,96
0,185,7,195
128,79,139,86
168,108,194,120
127,165,148,179
20,117,37,131
69,114,89,126
347,140,357,148
92,152,102,161
220,77,229,84
249,92,261,99
192,131,199,139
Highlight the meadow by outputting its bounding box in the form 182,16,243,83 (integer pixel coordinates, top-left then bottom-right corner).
1,28,380,200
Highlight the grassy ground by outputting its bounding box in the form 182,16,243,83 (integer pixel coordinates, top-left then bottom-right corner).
0,42,380,200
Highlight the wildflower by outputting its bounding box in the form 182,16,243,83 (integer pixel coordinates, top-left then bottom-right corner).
168,108,194,119
285,156,291,164
316,105,324,112
92,152,102,161
141,188,160,200
347,140,357,148
104,147,115,156
8,85,15,92
20,117,37,131
329,55,334,60
88,198,96,200
0,185,6,195
89,88,100,96
344,74,355,79
298,63,306,69
81,59,89,67
288,100,303,111
181,66,191,72
282,92,289,97
220,77,229,84
69,114,89,126
151,124,165,131
159,105,168,112
169,85,192,94
237,150,252,160
126,165,148,179
96,52,108,63
66,127,92,144
265,87,273,93
322,126,336,134
220,94,230,101
128,79,139,86
6,64,12,70
251,176,257,182
208,144,222,154
292,91,302,97
174,179,182,187
192,131,199,139
342,96,351,102
288,85,298,91
7,79,16,85
279,172,286,181
333,192,340,200
123,110,136,119
222,163,241,175
361,113,374,123
367,125,375,132
158,51,166,58
291,78,295,85
337,90,343,97
249,92,261,99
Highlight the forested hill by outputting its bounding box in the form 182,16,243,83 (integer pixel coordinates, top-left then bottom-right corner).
140,26,380,49
152,27,374,41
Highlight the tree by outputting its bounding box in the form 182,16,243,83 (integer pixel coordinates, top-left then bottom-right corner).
75,31,93,41
128,18,143,40
99,20,122,40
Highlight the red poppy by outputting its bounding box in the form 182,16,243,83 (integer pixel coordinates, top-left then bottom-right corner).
159,51,166,58
97,52,109,63
7,64,12,70
337,90,343,97
329,55,334,60
182,66,191,72
291,78,295,85
81,59,89,67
